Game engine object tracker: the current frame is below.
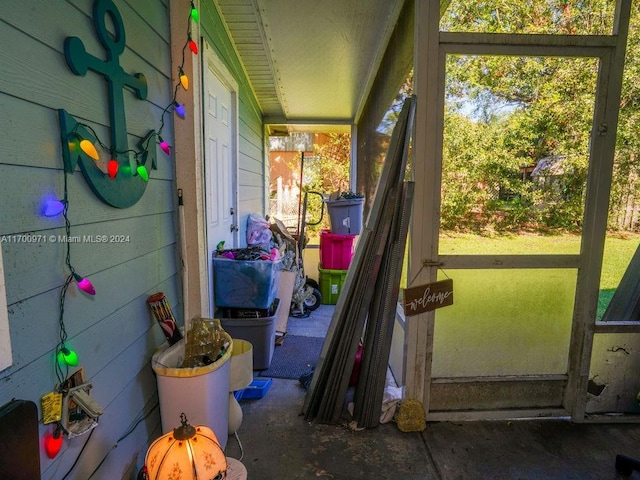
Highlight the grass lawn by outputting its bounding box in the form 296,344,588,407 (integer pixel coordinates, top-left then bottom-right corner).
313,229,637,320
425,232,639,376
439,231,639,319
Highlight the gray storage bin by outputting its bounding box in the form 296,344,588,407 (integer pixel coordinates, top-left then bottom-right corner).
220,300,279,370
326,197,364,235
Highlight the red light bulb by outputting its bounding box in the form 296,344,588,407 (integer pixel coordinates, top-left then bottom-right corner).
44,427,63,458
108,159,119,179
189,40,198,54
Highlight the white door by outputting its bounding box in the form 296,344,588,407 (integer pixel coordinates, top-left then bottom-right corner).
409,4,630,422
203,44,239,314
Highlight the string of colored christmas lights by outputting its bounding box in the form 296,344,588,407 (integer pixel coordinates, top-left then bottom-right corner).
53,0,198,372
45,2,200,458
53,166,96,387
61,0,199,181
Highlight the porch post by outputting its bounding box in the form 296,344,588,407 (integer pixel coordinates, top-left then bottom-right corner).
565,0,632,421
405,0,443,409
170,0,209,321
350,124,358,193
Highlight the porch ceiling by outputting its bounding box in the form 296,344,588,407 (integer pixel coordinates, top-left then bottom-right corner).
214,0,405,133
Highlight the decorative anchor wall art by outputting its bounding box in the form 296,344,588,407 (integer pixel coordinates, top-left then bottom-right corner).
58,0,160,208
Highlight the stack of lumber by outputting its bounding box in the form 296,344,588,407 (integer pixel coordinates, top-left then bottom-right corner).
303,96,415,427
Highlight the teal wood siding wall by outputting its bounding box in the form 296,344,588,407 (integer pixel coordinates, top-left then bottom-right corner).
201,1,266,242
0,1,176,478
0,1,266,477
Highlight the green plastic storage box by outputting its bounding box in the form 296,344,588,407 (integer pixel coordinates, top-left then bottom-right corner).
318,266,348,305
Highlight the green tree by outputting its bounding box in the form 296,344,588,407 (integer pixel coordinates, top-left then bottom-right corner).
439,0,640,233
298,133,352,238
310,133,351,194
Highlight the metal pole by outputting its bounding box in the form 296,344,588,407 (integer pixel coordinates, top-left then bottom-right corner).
296,151,305,239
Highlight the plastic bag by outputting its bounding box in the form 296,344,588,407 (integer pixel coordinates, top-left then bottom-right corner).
247,213,273,245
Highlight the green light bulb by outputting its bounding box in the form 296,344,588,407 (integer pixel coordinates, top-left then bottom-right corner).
137,165,149,182
57,347,79,366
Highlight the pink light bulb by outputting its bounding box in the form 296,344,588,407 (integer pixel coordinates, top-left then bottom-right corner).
78,278,95,295
160,140,171,155
73,273,95,295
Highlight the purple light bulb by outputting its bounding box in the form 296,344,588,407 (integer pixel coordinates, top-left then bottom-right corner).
43,199,65,217
175,103,186,119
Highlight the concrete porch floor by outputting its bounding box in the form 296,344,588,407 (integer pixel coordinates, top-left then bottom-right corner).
224,305,640,479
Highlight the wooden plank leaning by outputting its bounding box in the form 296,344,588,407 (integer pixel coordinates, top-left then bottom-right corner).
302,96,416,423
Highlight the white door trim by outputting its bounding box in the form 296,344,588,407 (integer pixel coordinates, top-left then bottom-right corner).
202,39,240,316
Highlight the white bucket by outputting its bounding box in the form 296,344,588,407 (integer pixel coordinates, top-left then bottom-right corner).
152,337,231,450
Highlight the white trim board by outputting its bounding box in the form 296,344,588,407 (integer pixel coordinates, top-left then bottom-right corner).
0,247,12,372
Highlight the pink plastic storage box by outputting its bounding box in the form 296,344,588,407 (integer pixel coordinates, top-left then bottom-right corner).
320,229,356,270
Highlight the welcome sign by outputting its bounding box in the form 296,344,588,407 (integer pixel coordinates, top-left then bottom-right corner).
403,278,453,316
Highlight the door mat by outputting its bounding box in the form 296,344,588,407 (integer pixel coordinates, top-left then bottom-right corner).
259,335,324,379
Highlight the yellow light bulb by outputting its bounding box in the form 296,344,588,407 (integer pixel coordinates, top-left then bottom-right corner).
180,73,189,90
80,140,99,160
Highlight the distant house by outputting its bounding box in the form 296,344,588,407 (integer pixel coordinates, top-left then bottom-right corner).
269,133,330,228
530,155,572,200
531,155,567,180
